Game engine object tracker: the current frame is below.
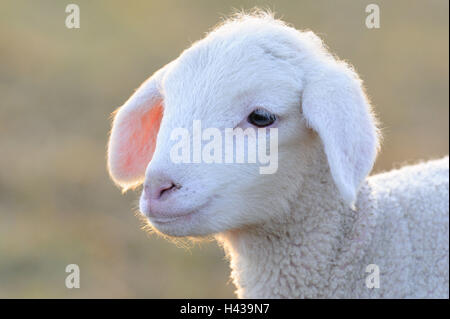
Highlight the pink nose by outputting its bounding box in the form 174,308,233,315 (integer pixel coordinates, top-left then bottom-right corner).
144,179,181,201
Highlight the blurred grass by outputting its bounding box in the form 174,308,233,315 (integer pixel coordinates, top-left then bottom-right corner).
0,0,448,298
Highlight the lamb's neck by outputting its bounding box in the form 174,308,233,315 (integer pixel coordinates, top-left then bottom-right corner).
217,178,367,298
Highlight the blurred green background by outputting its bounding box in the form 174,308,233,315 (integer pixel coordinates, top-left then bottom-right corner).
0,0,448,298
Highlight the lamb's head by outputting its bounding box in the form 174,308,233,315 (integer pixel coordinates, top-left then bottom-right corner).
107,13,379,237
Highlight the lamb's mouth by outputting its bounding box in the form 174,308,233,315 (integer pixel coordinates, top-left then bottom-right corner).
149,212,195,224
147,200,212,225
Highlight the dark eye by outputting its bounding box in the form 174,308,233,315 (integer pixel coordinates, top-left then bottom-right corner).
247,108,277,127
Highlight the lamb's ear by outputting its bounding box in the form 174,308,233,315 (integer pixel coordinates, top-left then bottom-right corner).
107,67,167,191
302,61,379,206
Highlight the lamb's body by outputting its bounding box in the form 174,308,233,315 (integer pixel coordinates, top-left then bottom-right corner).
218,157,449,298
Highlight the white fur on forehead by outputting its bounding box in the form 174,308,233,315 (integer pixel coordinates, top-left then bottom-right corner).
161,12,323,113
163,11,333,96
208,11,329,60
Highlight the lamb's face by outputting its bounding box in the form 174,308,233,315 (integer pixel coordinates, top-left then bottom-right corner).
138,31,314,236
107,15,379,237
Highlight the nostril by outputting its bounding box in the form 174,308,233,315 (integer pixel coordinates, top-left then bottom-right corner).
159,183,175,198
158,182,182,199
144,179,182,201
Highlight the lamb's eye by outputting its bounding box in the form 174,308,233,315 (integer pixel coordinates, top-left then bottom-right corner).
247,108,277,127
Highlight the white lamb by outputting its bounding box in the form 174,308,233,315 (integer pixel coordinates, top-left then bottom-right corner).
107,12,449,298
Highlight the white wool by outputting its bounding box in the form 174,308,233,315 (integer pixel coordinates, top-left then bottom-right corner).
217,156,449,298
107,12,449,298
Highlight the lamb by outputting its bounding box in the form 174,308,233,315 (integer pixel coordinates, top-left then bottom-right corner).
106,12,449,298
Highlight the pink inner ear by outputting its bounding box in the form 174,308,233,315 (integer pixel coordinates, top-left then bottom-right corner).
121,103,163,178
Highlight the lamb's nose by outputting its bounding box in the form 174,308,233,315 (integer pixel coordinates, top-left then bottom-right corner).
144,180,181,201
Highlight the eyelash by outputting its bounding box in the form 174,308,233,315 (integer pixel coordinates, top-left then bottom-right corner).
247,108,277,128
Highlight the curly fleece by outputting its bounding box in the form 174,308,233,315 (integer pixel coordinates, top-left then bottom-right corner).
218,157,449,298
